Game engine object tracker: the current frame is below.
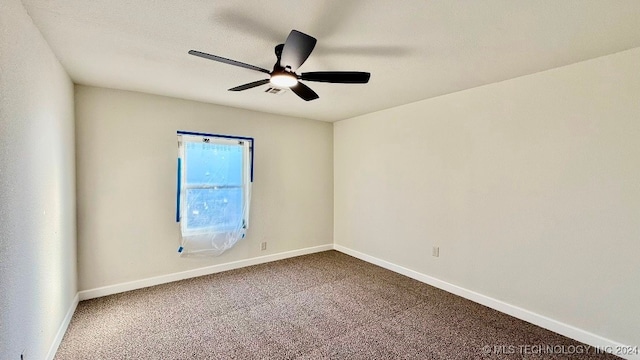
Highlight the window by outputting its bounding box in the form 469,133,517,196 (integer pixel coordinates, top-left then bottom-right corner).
176,131,253,256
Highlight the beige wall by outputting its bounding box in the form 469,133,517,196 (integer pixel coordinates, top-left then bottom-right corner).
0,0,77,358
75,86,333,290
334,48,640,346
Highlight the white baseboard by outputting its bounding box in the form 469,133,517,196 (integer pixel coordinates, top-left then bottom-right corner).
333,244,638,360
46,293,79,360
78,244,333,301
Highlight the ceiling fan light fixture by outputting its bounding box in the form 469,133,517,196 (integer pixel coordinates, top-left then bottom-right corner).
270,72,298,88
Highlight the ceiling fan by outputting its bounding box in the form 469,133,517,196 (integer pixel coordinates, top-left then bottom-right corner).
188,30,371,101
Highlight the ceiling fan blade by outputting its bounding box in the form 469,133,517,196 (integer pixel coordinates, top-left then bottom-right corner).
188,50,271,74
300,71,371,84
228,79,271,91
280,30,317,71
290,82,319,101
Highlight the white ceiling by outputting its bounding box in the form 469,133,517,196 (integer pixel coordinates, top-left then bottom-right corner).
21,0,640,122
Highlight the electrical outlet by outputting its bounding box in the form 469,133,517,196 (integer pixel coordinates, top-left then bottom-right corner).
432,246,439,257
261,242,267,251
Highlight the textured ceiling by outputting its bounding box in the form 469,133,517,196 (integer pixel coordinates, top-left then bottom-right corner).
21,0,640,122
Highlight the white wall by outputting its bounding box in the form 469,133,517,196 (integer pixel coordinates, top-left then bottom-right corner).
75,86,333,291
0,0,77,359
335,48,640,346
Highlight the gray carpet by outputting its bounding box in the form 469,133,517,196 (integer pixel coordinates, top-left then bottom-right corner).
55,251,619,359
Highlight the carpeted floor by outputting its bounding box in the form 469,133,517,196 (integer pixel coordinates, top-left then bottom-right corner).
55,251,619,359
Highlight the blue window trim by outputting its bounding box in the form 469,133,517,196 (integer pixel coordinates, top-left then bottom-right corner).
177,131,254,182
176,157,181,222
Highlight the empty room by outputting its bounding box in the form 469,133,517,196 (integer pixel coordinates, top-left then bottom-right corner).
1,0,639,359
